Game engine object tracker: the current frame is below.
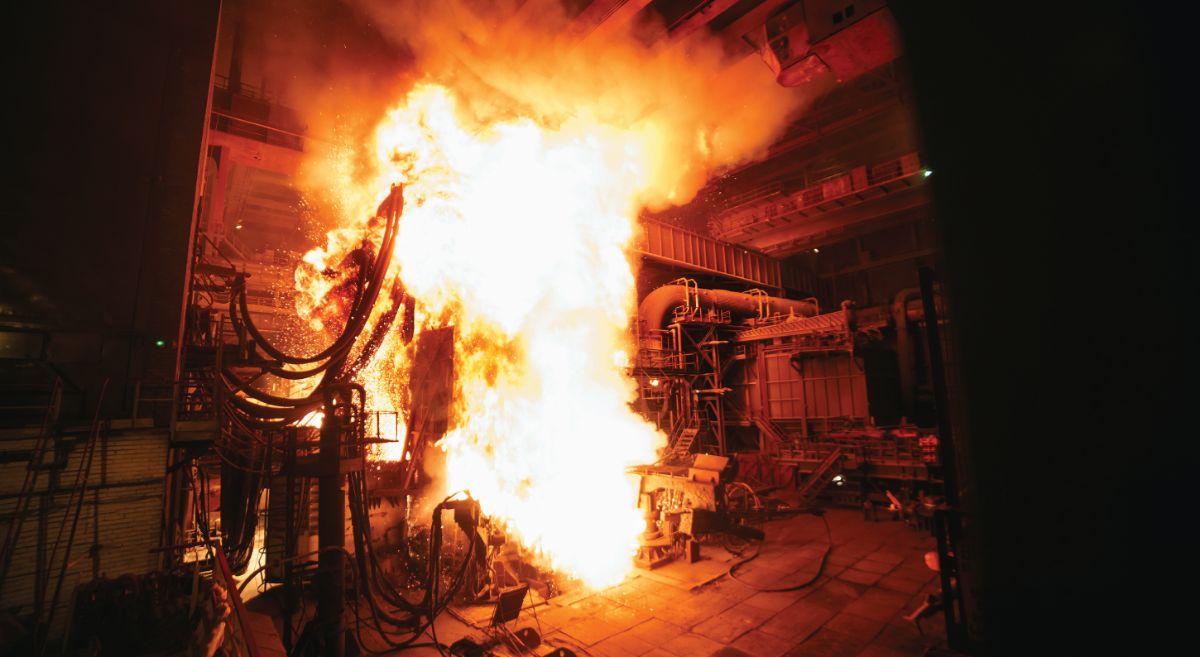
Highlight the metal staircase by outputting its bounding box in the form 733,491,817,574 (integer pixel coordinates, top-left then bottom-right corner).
753,416,793,453
667,425,700,460
796,447,845,505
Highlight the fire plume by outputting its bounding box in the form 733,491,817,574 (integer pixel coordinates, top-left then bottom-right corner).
377,84,661,587
292,1,807,588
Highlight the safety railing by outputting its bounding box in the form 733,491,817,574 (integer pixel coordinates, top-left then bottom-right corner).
778,432,936,467
672,306,732,325
364,410,404,443
632,348,698,372
709,152,925,241
214,74,273,102
637,219,817,292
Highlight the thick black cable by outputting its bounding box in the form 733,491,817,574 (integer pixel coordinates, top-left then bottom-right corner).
349,472,412,613
727,511,834,592
341,283,406,380
220,382,323,415
219,364,340,409
253,359,338,382
220,404,296,451
337,408,462,649
351,466,420,613
219,190,401,467
278,490,480,656
346,472,422,627
233,192,399,366
347,492,479,654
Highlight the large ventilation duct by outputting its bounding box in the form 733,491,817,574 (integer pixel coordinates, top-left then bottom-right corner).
637,284,819,331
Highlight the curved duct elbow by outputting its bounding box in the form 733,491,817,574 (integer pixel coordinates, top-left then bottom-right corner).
636,284,819,332
894,289,945,323
893,288,922,324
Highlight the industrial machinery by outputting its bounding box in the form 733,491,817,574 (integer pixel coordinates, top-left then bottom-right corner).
96,180,953,655
129,115,954,657
631,278,947,511
629,454,768,570
159,183,618,657
149,186,497,657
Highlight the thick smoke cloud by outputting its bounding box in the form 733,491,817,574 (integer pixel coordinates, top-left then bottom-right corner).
345,0,811,210
227,0,810,222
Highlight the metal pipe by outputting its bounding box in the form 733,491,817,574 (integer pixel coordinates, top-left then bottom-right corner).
637,284,818,332
905,297,942,321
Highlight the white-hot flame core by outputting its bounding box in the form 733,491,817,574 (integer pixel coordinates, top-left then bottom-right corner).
372,85,662,587
293,0,808,587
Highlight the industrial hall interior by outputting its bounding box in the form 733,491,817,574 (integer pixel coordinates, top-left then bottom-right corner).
0,2,1183,657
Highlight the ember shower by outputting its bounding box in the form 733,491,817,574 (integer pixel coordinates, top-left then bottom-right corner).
292,0,808,588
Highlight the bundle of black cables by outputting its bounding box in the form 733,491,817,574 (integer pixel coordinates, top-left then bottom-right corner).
214,187,409,580
335,489,484,656
220,185,408,432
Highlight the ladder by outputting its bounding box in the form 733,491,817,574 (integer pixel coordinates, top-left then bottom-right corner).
796,447,845,505
668,426,700,460
0,378,61,597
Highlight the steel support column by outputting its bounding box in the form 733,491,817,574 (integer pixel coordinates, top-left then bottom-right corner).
919,267,967,650
317,394,345,657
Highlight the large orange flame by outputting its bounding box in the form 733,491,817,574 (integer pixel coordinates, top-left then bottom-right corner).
377,84,662,587
291,1,809,588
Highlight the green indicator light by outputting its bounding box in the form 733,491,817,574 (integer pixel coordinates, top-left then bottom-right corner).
154,339,166,348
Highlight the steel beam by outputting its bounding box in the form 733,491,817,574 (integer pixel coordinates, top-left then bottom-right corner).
317,395,345,657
